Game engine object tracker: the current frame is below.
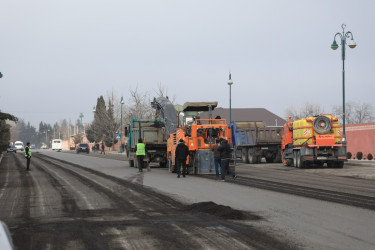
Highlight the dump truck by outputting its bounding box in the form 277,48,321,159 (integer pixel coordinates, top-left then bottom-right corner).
281,114,346,168
231,121,282,164
167,102,233,174
125,118,168,168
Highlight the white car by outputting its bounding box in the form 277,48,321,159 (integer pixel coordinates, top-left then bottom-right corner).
52,139,63,151
14,141,24,151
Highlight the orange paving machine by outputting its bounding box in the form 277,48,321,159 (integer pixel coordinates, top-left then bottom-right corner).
167,102,232,174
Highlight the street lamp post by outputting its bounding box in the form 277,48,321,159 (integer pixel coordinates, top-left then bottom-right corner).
120,97,124,153
227,73,234,126
92,106,96,144
331,24,357,145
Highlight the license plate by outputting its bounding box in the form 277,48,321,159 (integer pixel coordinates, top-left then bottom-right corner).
317,157,327,160
261,147,268,150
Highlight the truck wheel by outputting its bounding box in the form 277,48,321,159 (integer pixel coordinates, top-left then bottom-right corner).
316,162,324,168
286,159,293,166
242,148,249,163
297,151,303,168
293,151,299,168
333,161,344,168
249,153,256,164
266,157,274,163
129,160,134,167
274,155,282,163
297,151,305,168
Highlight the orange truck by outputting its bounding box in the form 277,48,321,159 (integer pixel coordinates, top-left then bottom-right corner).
281,114,346,168
167,102,232,174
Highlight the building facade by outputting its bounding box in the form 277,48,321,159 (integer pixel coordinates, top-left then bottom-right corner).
346,123,375,158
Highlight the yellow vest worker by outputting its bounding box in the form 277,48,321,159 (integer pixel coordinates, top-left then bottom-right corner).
136,139,146,172
136,143,146,155
25,146,32,157
25,142,32,171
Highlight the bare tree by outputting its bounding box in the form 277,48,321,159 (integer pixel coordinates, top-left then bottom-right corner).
284,102,323,120
153,82,176,104
332,102,355,124
354,102,374,123
124,86,153,122
332,102,374,124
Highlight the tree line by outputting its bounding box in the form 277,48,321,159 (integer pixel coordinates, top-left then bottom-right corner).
284,101,374,124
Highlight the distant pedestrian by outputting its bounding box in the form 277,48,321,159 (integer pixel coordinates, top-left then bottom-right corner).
101,143,105,155
211,139,221,179
175,139,189,178
135,138,146,172
218,139,237,181
25,142,32,171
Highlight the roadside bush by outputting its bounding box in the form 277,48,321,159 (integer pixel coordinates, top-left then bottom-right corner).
356,152,363,160
367,153,373,160
346,152,352,159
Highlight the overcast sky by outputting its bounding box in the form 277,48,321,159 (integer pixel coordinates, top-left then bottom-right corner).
1,0,374,128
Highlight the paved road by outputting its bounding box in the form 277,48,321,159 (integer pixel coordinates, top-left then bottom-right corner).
2,150,375,249
0,152,294,250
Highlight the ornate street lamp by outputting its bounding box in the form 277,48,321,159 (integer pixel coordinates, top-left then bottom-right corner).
331,24,356,144
227,73,233,126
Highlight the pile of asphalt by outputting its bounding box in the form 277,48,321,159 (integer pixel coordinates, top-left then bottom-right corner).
184,201,261,220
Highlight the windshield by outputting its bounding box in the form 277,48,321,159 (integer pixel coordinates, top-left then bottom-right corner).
79,144,88,147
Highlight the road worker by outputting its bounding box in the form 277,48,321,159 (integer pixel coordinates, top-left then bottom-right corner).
101,142,105,155
135,138,146,172
211,139,221,179
25,142,32,171
218,139,237,181
175,139,189,178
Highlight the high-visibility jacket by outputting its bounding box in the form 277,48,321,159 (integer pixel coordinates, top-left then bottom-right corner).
25,146,32,157
136,143,146,155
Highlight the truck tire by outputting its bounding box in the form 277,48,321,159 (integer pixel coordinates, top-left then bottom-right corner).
333,161,344,168
316,162,324,168
266,157,274,163
249,152,257,164
297,151,305,168
313,115,331,134
256,156,262,164
286,159,293,166
294,151,301,168
273,154,282,163
274,150,282,163
242,148,249,163
129,160,134,167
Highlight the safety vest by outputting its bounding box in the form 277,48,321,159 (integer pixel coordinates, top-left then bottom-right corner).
25,146,32,157
136,143,146,155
